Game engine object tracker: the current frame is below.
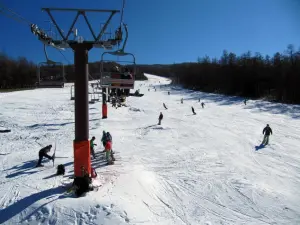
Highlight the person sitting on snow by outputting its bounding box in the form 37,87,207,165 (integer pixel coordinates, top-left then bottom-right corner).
36,145,53,167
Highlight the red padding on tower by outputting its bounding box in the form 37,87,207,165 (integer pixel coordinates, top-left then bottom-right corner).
102,104,107,118
73,140,91,177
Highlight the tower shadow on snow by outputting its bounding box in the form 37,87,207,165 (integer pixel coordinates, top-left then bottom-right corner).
0,186,65,224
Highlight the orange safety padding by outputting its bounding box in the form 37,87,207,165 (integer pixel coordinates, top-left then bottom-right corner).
73,140,91,177
102,104,107,118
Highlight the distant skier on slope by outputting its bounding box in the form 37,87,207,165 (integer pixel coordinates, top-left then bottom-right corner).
191,106,196,115
36,145,54,167
262,124,273,145
90,136,97,159
201,102,205,108
244,99,247,105
181,98,183,104
158,112,163,125
163,103,168,110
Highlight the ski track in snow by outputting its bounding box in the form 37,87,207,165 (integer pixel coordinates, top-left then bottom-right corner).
0,74,300,224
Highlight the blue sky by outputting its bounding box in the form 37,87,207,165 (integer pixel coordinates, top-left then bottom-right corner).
0,0,299,64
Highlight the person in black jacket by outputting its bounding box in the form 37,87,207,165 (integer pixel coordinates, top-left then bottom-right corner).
36,145,53,167
191,106,196,115
158,112,163,125
262,124,273,145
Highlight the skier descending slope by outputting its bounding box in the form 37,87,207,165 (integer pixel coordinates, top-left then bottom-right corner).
201,102,205,108
36,145,54,167
191,106,196,115
181,98,183,104
163,103,168,110
158,112,163,125
262,124,273,145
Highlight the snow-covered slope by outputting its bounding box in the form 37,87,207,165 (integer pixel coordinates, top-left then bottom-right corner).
0,74,300,225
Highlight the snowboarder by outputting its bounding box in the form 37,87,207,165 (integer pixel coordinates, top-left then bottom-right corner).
181,98,183,104
105,131,115,159
201,102,205,108
90,136,97,159
36,145,54,167
158,112,163,125
102,141,113,164
163,103,168,110
262,124,273,145
191,106,196,115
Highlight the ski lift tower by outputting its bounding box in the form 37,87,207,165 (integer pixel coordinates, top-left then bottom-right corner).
31,7,122,181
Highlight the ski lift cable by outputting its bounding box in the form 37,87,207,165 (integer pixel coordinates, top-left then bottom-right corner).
0,2,32,26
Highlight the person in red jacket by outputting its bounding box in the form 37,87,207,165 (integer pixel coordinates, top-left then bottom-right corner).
102,141,115,164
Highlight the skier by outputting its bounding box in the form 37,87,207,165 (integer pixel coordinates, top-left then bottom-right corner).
201,102,205,108
90,136,97,159
158,112,163,125
262,124,273,145
36,145,54,167
168,91,170,95
244,99,247,105
181,98,183,104
101,130,107,147
102,140,113,164
163,103,168,110
191,106,196,115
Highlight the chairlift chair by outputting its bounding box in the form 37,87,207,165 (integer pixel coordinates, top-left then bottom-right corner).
100,51,136,90
37,61,65,88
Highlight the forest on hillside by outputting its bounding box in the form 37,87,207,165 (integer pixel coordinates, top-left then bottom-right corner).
137,44,300,104
0,52,147,88
1,44,300,104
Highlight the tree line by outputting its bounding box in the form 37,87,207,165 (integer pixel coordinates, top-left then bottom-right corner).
0,51,147,89
136,45,300,104
1,45,300,104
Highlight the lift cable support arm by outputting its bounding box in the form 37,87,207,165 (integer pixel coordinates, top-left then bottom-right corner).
40,8,120,46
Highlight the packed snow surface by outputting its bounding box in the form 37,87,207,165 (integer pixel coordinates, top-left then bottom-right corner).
0,74,300,225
